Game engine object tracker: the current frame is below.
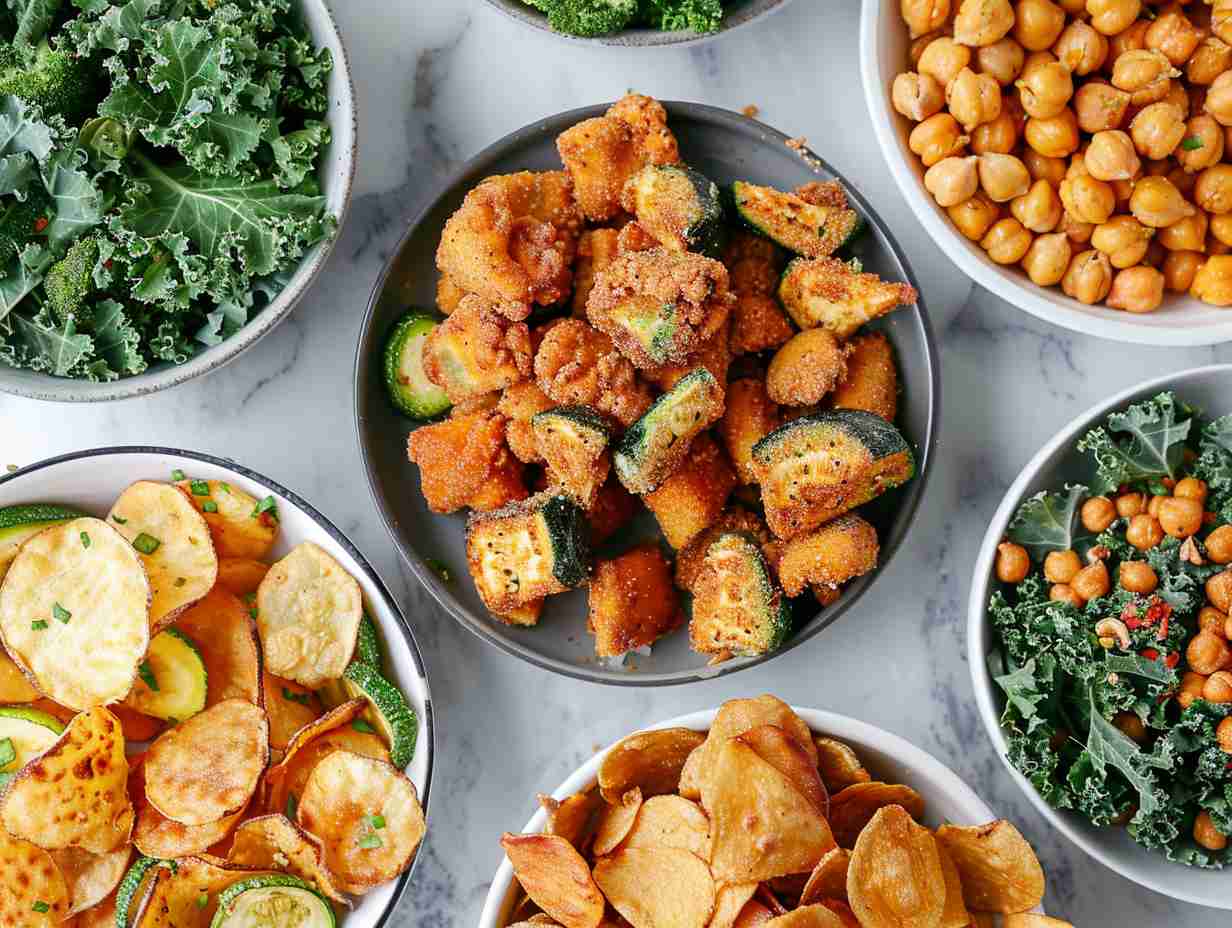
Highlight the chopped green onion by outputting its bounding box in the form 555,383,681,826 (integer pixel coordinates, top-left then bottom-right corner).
356,832,382,850
251,495,279,521
285,794,298,819
366,814,386,829
352,719,376,734
32,901,50,914
0,737,15,770
194,893,208,910
282,687,311,706
52,603,70,624
80,531,90,549
202,500,219,513
30,620,47,631
112,514,128,525
189,480,210,496
139,661,159,692
219,482,232,494
171,469,186,482
1181,135,1204,151
133,533,161,555
248,606,258,620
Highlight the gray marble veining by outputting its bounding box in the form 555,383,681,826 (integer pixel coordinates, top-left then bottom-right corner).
2,1,1229,923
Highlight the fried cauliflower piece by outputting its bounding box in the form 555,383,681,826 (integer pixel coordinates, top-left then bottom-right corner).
643,435,737,550
794,180,849,209
777,514,879,597
766,328,850,406
533,318,653,427
718,377,782,484
423,294,534,403
587,543,684,658
586,249,734,369
572,229,621,317
616,220,660,254
468,449,529,512
831,332,899,422
484,170,583,260
674,506,780,592
607,94,680,165
406,411,510,513
498,380,555,464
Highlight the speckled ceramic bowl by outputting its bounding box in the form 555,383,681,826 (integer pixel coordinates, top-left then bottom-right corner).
0,0,357,402
484,0,793,47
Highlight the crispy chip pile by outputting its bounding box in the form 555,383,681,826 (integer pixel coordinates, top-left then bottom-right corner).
500,696,1067,928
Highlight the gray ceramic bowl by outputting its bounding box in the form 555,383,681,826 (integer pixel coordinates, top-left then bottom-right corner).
355,101,939,685
0,0,357,403
484,0,792,46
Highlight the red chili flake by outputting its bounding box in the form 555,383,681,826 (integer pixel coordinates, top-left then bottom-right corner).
1165,652,1180,668
33,217,48,233
1122,600,1140,628
1141,648,1159,661
104,259,113,269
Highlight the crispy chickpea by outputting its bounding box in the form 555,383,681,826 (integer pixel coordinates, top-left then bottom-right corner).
1092,214,1153,267
1180,476,1212,503
1112,49,1179,106
919,36,974,88
1159,211,1209,252
1055,0,1083,13
1130,102,1187,159
954,0,1015,46
1088,0,1142,37
977,37,1027,85
1207,569,1232,613
1119,560,1159,593
1145,11,1202,67
1189,37,1232,87
1126,512,1165,549
925,155,980,206
1108,18,1150,63
1054,20,1108,76
1021,232,1074,284
1013,0,1066,52
1207,671,1232,704
1163,250,1205,291
1179,671,1208,709
1216,238,1232,256
972,107,1022,153
1049,583,1084,606
978,152,1031,201
981,216,1035,262
1194,812,1229,853
1062,248,1113,301
1188,631,1232,675
911,29,945,68
1212,212,1232,247
948,68,1003,130
1013,179,1064,230
995,541,1031,582
1084,129,1140,181
1217,716,1232,753
1074,81,1132,132
1147,493,1167,520
1176,116,1226,173
1082,496,1117,532
1016,61,1074,119
902,0,952,38
1199,606,1227,636
1214,0,1232,46
1116,491,1146,517
1163,79,1191,120
1192,254,1232,304
1071,560,1111,601
948,191,1003,239
1060,173,1117,223
1060,211,1096,244
1025,107,1081,156
1024,150,1067,185
1107,265,1165,312
1159,495,1205,537
1167,165,1198,200
893,72,946,122
1113,711,1147,741
1207,525,1232,564
1130,176,1196,227
1195,164,1232,214
1206,69,1232,126
911,113,971,166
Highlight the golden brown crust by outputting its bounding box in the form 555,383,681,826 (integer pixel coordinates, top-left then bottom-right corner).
831,333,898,422
615,220,661,254
498,381,556,464
467,450,529,512
718,378,782,485
557,117,643,222
406,411,510,514
794,180,849,209
644,318,731,392
777,515,879,598
606,94,680,167
572,229,622,317
642,435,738,550
588,476,639,546
673,506,780,592
730,293,797,356
723,230,783,267
766,329,851,407
436,274,467,315
423,294,534,403
587,544,684,657
533,319,653,427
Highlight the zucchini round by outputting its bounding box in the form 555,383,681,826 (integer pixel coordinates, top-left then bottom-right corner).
114,856,169,928
339,660,418,769
623,164,724,256
732,181,862,257
124,627,208,723
210,876,335,928
0,503,85,579
383,311,451,419
0,705,64,780
354,612,384,669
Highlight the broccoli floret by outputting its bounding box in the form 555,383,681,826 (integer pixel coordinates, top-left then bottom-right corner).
0,187,50,265
0,41,100,124
637,0,725,32
44,237,98,326
526,0,638,36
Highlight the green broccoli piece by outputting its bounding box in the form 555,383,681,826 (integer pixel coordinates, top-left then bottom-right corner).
0,187,50,265
44,237,98,326
525,0,638,36
637,0,725,32
0,41,101,124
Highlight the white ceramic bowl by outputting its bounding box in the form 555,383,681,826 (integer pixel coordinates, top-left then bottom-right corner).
479,706,1044,928
0,0,357,402
0,447,433,926
859,0,1232,346
968,364,1232,909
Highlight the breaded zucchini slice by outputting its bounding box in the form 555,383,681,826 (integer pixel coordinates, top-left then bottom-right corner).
621,164,724,256
643,434,737,550
732,181,861,257
587,543,683,658
718,378,781,485
752,410,914,540
465,492,591,614
674,505,779,592
831,332,899,421
383,310,452,419
689,533,791,658
613,368,726,495
777,514,880,597
778,257,918,339
532,405,612,508
423,295,533,403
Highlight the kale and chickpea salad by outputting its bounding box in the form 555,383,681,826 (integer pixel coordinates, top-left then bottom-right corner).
520,0,730,38
0,0,334,381
990,392,1232,868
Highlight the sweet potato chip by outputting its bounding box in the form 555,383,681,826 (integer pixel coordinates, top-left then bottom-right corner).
812,738,870,793
0,831,70,925
109,482,217,632
935,821,1045,914
708,883,758,928
598,727,705,803
227,814,347,904
738,725,829,816
621,794,708,857
936,844,971,928
0,517,149,710
702,738,835,883
175,479,278,561
256,542,363,688
145,699,268,826
539,790,603,851
593,787,643,856
0,706,132,853
50,845,131,916
828,782,924,849
174,587,262,708
297,749,426,894
501,833,605,928
732,901,775,928
762,904,847,928
800,848,851,906
592,847,715,928
0,648,39,702
215,558,271,597
136,855,265,928
263,672,322,756
1002,917,1073,927
847,805,944,928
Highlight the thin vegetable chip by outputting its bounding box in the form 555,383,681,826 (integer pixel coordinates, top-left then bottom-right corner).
935,843,971,928
597,727,705,803
592,846,715,928
75,889,119,928
620,794,708,858
49,845,132,916
539,790,603,851
145,699,269,826
738,724,829,816
0,831,70,926
501,833,605,928
263,672,322,756
0,706,133,853
0,517,149,710
109,482,218,632
799,847,851,906
132,784,250,859
227,814,347,904
732,901,776,928
215,558,271,597
256,542,363,688
1002,917,1074,927
708,883,759,928
593,787,642,856
297,749,426,894
762,904,848,928
828,782,924,849
847,806,944,928
175,479,278,560
935,821,1046,914
136,855,266,928
174,588,262,707
812,737,870,793
0,648,39,701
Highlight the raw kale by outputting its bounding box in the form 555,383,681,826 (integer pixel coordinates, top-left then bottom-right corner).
1076,392,1193,494
1006,483,1093,561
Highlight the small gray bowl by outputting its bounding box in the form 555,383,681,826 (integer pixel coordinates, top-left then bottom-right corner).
484,0,793,46
0,0,357,403
355,101,939,686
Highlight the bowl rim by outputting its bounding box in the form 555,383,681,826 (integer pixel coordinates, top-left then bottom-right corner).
353,99,941,687
858,0,1232,348
966,362,1232,909
0,444,435,927
476,704,998,928
481,0,792,48
0,0,359,403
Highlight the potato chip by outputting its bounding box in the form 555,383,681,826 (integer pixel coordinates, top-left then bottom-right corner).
1003,916,1074,927
0,830,70,925
256,542,363,688
509,892,543,924
847,805,944,928
800,847,851,906
707,883,758,928
135,855,265,928
263,672,322,756
215,558,271,597
227,814,347,904
131,755,248,860
297,749,426,894
0,517,149,710
732,901,775,928
109,482,217,632
761,904,848,928
756,885,789,917
935,843,971,928
539,790,603,851
174,587,262,708
501,833,605,928
766,874,809,908
702,737,835,883
828,782,924,849
592,847,715,928
816,901,859,928
145,699,268,826
49,845,131,916
175,480,278,560
620,795,708,858
598,727,705,803
0,648,39,702
935,821,1046,914
969,915,994,928
593,787,643,856
75,889,119,928
738,725,829,816
812,737,870,793
0,706,133,853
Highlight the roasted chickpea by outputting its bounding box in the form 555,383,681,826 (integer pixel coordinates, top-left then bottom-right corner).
1054,20,1108,76
1207,569,1232,613
1127,512,1165,549
1084,129,1141,180
1022,151,1065,188
1175,477,1207,502
978,152,1031,201
1130,175,1196,227
981,216,1035,262
1012,0,1065,52
1212,212,1232,247
1176,116,1226,173
1206,69,1232,125
1106,264,1166,312
1074,81,1132,132
1130,102,1187,159
972,107,1022,153
1116,491,1147,517
1016,61,1074,120
1159,211,1209,252
910,29,945,68
1179,671,1208,709
1019,231,1073,284
1112,49,1179,106
1188,37,1232,86
1088,0,1142,37
1167,164,1198,199
1194,811,1229,852
948,68,1003,130
1199,606,1227,636
1205,671,1232,704
1192,254,1232,304
1108,18,1150,63
910,113,970,166
1055,0,1084,12
1025,107,1081,156
954,0,1015,46
1113,711,1147,742
1082,496,1117,532
893,72,946,121
995,541,1031,582
1147,493,1167,520
1163,250,1205,291
948,191,1003,239
1012,179,1064,231
1163,79,1191,119
1092,214,1153,267
1196,164,1232,214
1188,630,1232,675
1159,495,1205,537
1119,560,1158,593
1060,173,1117,223
1217,716,1232,753
1145,10,1202,67
977,37,1027,85
1206,525,1232,564
925,155,981,206
1060,211,1096,244
1049,583,1084,606
1214,0,1232,46
919,36,974,88
902,0,952,38
1071,560,1111,601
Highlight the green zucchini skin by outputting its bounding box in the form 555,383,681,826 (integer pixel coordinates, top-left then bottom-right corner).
210,875,335,928
540,494,591,589
341,660,418,769
355,612,384,669
124,627,208,722
114,856,170,928
0,503,86,579
532,405,611,442
689,532,791,657
382,310,452,419
624,164,725,257
777,256,917,339
532,405,612,506
731,181,861,257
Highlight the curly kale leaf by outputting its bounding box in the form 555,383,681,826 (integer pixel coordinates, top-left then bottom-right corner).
1006,484,1094,560
91,297,143,375
995,658,1050,733
8,0,63,47
1086,688,1174,819
1196,414,1232,519
1077,392,1194,494
637,0,724,32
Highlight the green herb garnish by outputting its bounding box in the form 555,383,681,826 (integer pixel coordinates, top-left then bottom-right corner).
281,687,310,706
219,482,232,494
1181,136,1204,151
194,893,208,910
32,902,50,914
172,469,186,482
286,794,298,819
80,531,90,549
132,533,161,555
352,719,376,734
356,832,382,850
251,495,279,521
52,603,71,624
366,814,386,829
424,557,451,583
202,500,218,513
138,661,159,692
189,479,210,496
30,620,47,631
112,515,127,525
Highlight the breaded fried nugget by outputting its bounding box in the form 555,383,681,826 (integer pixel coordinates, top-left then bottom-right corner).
616,220,660,254
533,319,653,427
588,475,639,546
723,232,795,356
766,329,850,406
607,94,680,165
406,411,509,513
674,506,780,592
777,514,879,597
436,274,467,315
484,170,583,259
723,230,782,268
832,332,898,422
468,449,529,512
423,294,534,403
719,377,781,484
572,229,621,317
587,543,684,658
498,380,555,464
586,249,734,368
643,435,737,550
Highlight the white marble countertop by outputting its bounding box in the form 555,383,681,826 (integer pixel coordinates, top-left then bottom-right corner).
4,0,1232,923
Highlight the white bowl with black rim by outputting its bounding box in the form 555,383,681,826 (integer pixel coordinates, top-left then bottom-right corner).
0,446,433,926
